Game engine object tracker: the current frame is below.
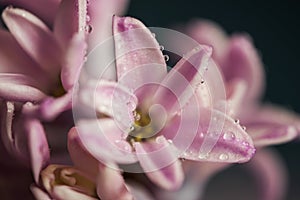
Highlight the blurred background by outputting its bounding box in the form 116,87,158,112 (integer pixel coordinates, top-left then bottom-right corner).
0,0,299,199
127,0,300,199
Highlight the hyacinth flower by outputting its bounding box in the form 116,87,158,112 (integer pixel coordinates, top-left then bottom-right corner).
31,127,138,200
185,20,300,141
0,0,129,198
156,20,300,200
75,15,256,192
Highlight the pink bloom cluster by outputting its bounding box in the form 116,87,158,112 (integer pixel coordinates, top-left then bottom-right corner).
0,0,299,200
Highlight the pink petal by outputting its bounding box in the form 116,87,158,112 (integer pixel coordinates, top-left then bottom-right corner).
0,101,29,163
152,45,212,115
156,161,229,200
0,30,47,80
247,124,297,147
113,16,167,86
134,136,184,190
68,127,99,181
87,0,130,51
226,78,247,117
127,182,155,200
243,104,299,146
1,0,61,26
36,92,72,121
24,118,50,183
77,119,137,164
194,59,227,110
2,7,61,77
30,185,52,200
41,165,98,200
79,79,137,129
185,20,229,63
246,149,287,200
223,35,265,102
179,108,255,163
0,73,46,102
54,0,87,48
97,163,133,200
61,33,87,90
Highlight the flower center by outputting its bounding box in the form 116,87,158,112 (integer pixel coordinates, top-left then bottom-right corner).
49,79,66,97
126,104,167,143
51,166,97,197
127,108,153,143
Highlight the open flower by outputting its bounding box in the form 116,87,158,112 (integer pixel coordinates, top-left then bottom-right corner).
31,127,146,200
0,0,130,198
75,16,255,191
185,20,300,143
164,19,300,200
0,1,88,120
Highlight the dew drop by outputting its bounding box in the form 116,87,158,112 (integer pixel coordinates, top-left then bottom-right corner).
242,141,249,147
132,110,137,117
159,45,165,51
200,79,205,84
126,101,135,110
219,153,229,161
234,119,240,124
83,56,88,62
223,132,236,141
167,139,173,144
86,15,90,22
121,132,127,139
194,46,201,51
241,125,247,131
180,158,186,162
85,24,93,33
156,136,164,144
135,113,141,121
151,33,156,37
198,153,208,159
164,55,170,62
130,126,135,131
115,140,121,144
199,132,204,138
123,145,130,152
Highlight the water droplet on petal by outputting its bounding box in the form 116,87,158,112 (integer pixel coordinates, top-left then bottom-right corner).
219,153,229,161
152,32,156,37
199,132,204,138
241,125,247,131
164,55,169,62
130,126,135,131
156,136,164,144
126,102,135,111
85,25,93,33
234,119,240,124
242,141,249,147
132,110,137,117
135,113,141,121
200,79,205,84
115,140,121,144
121,132,127,139
86,15,90,22
223,132,236,141
159,45,165,51
167,139,173,144
198,153,208,159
